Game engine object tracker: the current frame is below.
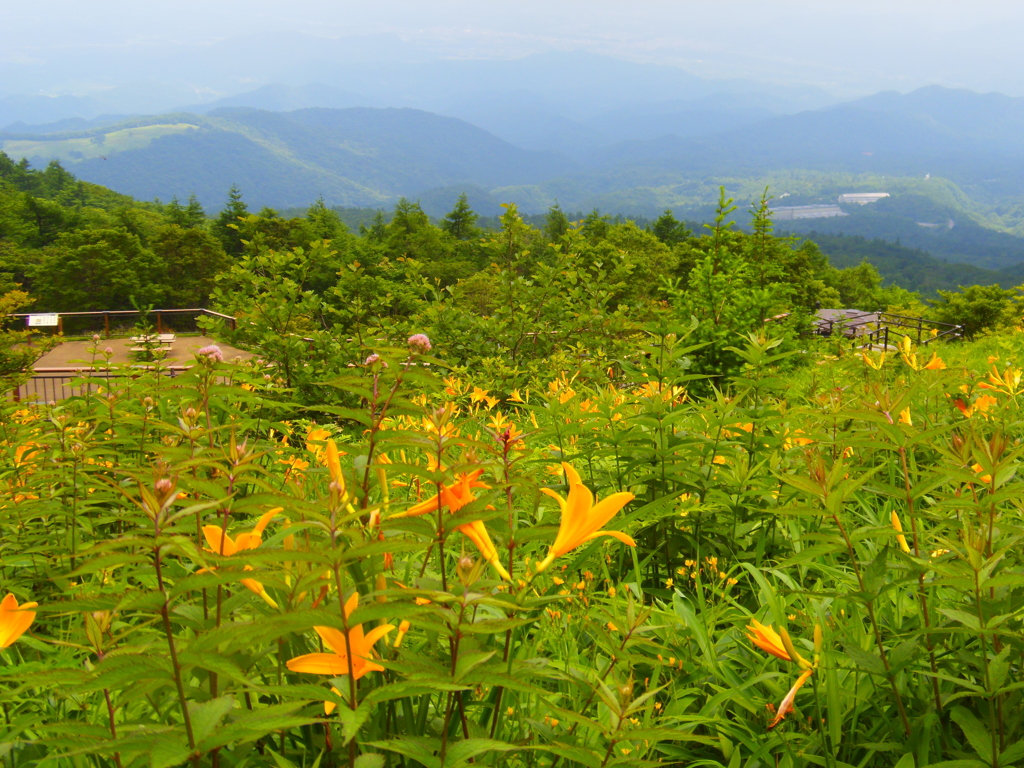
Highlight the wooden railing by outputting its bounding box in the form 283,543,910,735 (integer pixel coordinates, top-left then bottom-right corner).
9,308,237,337
815,311,962,348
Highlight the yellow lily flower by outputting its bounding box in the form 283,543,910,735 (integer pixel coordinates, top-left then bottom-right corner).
202,509,282,607
860,351,886,370
0,594,37,648
325,439,346,494
979,365,1024,396
535,463,635,574
286,592,393,679
457,521,512,581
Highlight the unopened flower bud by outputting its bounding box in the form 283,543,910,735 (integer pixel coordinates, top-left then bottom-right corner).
155,478,173,495
365,353,380,365
457,555,481,587
393,619,411,648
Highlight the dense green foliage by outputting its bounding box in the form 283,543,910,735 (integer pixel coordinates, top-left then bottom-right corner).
9,154,1024,768
6,311,1024,767
792,233,1012,297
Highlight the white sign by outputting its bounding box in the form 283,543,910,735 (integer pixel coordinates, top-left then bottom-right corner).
27,314,59,327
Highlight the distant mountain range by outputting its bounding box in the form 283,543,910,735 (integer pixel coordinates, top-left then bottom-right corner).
0,107,573,208
8,78,1024,271
592,85,1024,185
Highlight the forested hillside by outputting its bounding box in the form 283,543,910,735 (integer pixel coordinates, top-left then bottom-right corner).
0,154,911,318
7,154,1023,396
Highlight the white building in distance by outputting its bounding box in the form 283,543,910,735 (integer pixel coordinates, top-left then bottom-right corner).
772,204,848,220
837,193,891,204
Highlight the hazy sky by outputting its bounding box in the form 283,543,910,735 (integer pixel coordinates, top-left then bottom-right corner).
4,0,1024,98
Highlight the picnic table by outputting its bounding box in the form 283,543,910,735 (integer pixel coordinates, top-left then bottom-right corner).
129,333,176,352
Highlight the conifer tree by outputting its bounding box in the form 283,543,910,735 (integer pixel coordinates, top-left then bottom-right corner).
544,202,570,242
441,193,479,240
306,196,346,241
650,209,691,246
164,196,187,227
184,194,206,228
212,185,249,256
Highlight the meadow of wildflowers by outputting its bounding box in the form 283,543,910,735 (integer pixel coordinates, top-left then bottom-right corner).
3,324,1024,768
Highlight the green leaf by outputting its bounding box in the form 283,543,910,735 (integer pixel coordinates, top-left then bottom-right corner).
939,609,982,631
336,702,374,745
366,736,442,768
542,744,604,768
843,644,886,676
446,738,521,766
454,651,496,682
149,739,192,768
950,706,993,763
862,547,888,597
988,645,1012,693
189,695,235,748
1000,741,1024,765
354,756,385,768
266,747,300,768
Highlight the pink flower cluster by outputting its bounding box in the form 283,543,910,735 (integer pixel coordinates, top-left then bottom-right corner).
197,345,224,363
408,334,432,354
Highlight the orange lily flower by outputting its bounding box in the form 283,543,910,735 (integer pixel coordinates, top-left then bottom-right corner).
202,509,282,608
535,463,635,574
393,470,489,519
767,668,814,730
0,594,37,647
923,353,946,370
305,427,331,460
972,463,993,485
392,470,511,580
747,619,813,669
286,592,393,679
955,394,999,418
748,619,789,661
